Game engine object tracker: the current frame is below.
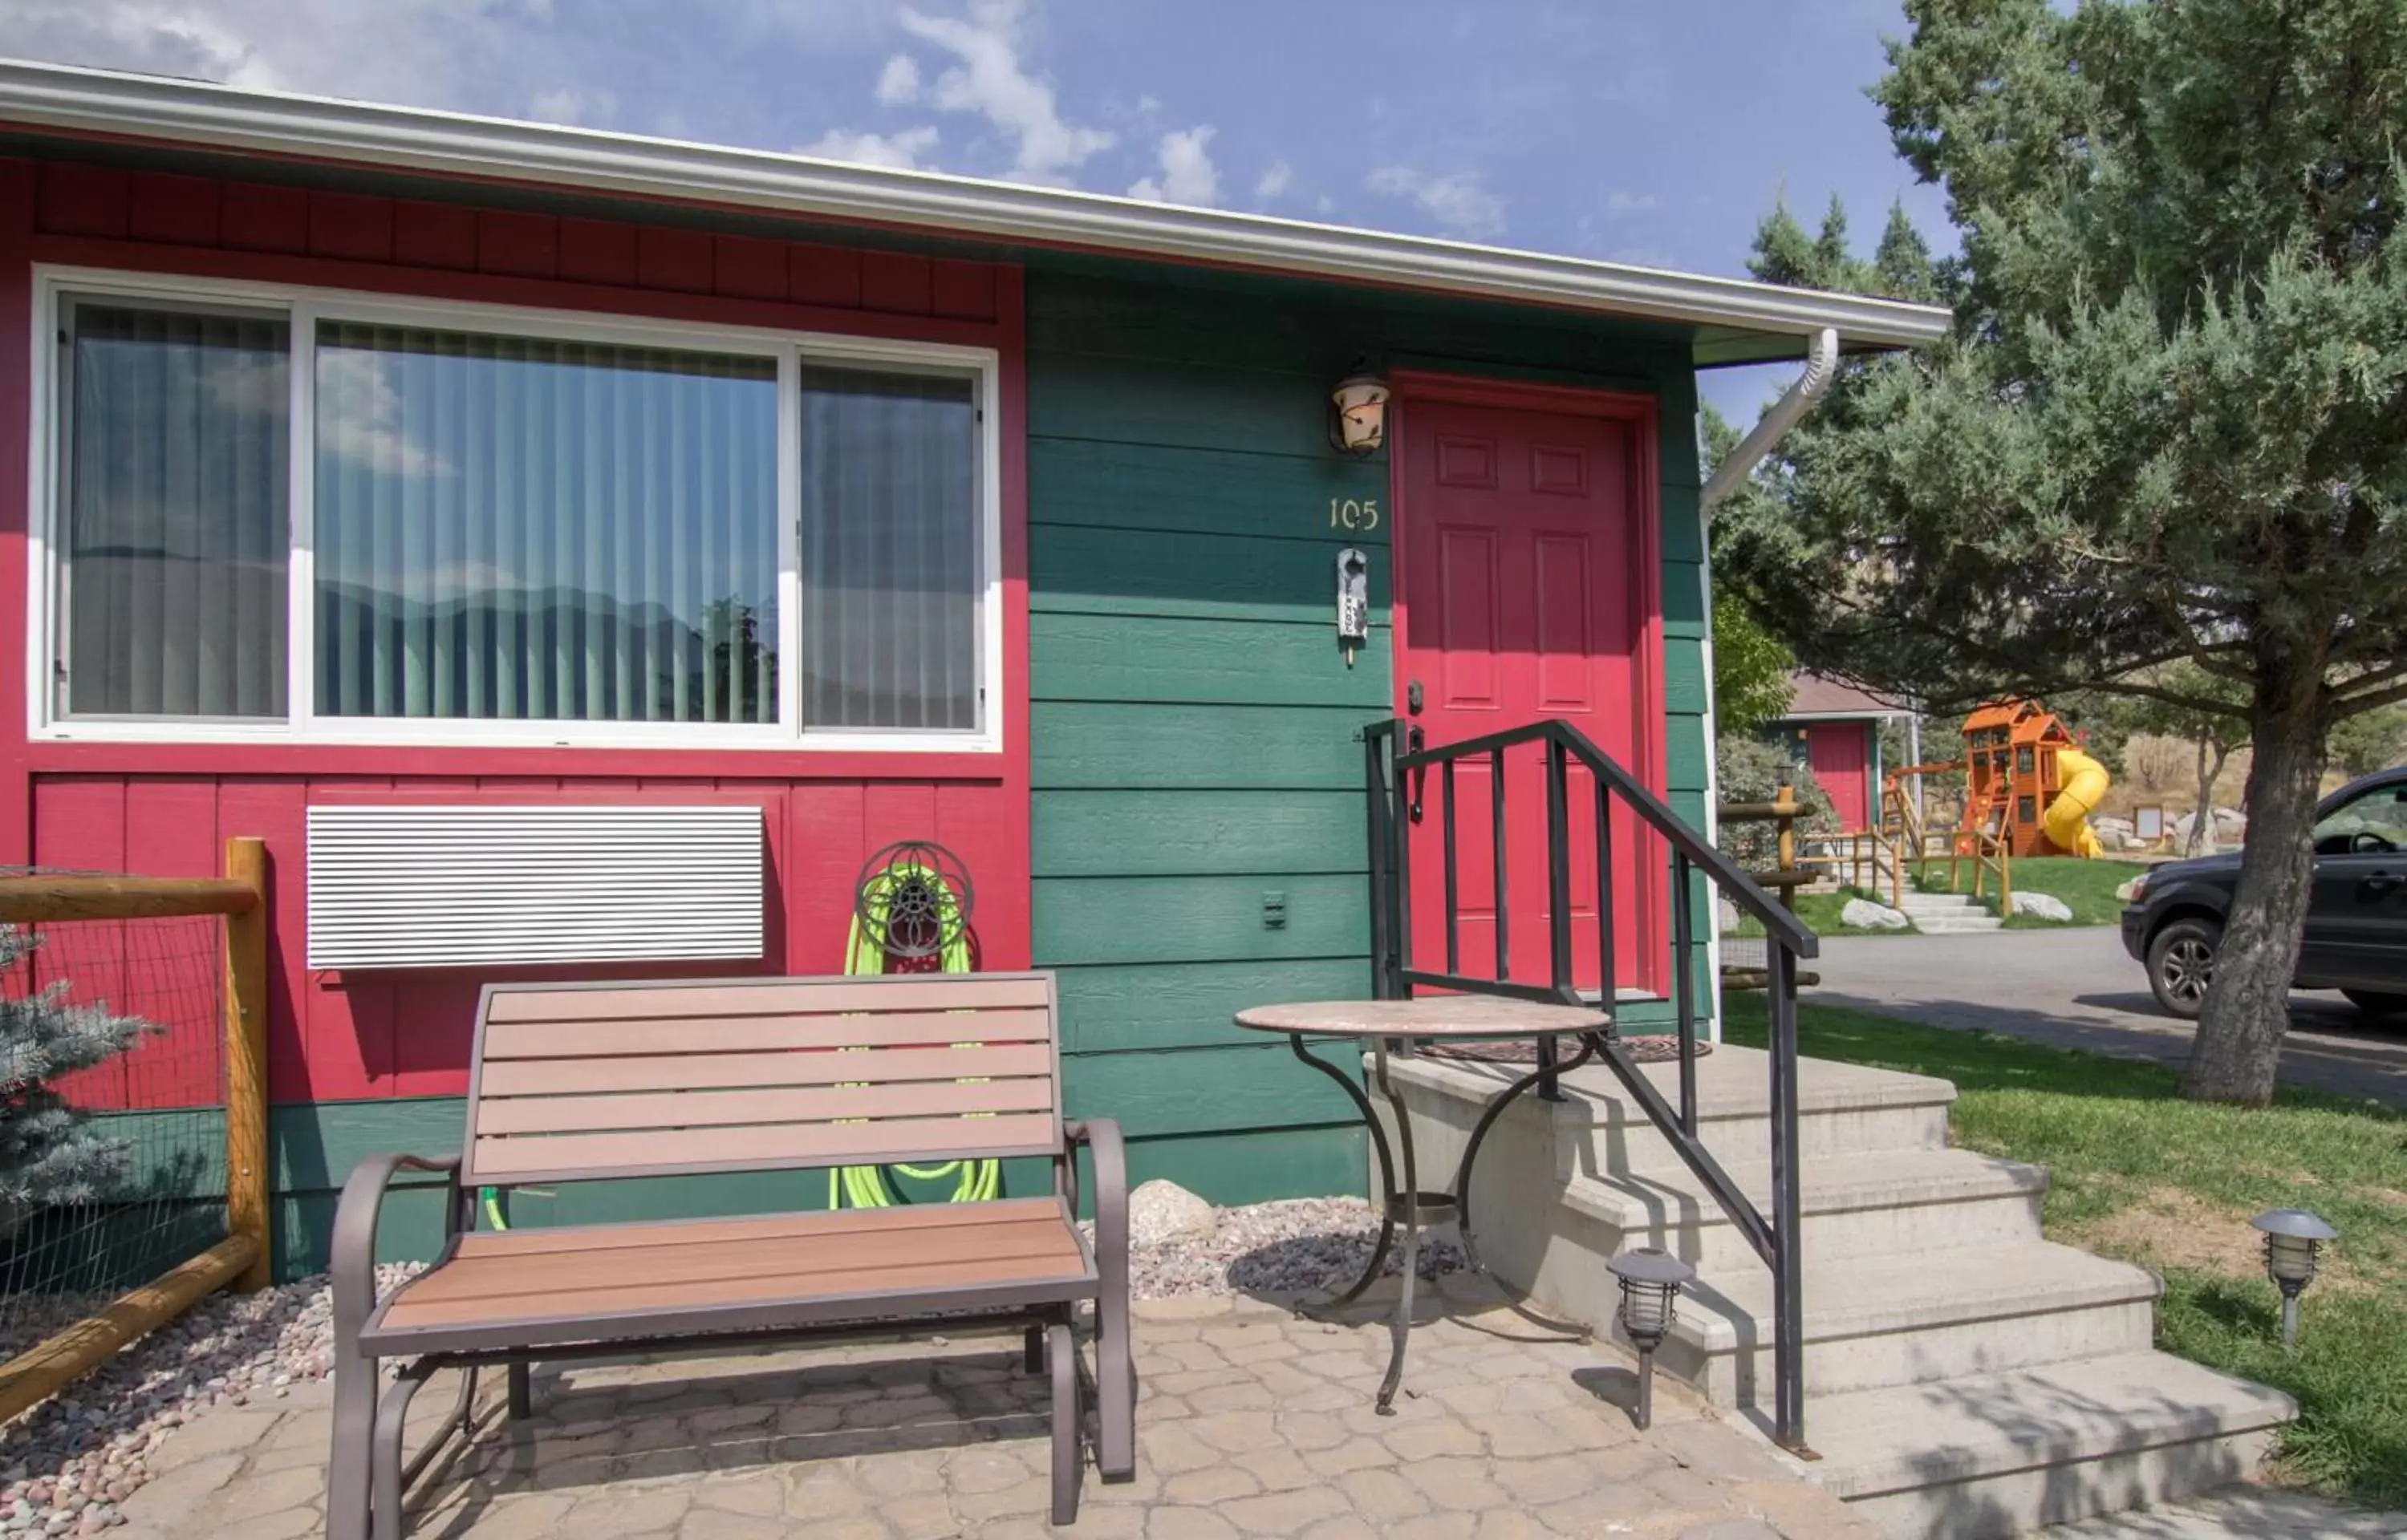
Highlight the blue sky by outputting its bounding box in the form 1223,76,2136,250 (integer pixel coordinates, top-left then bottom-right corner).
4,0,1950,422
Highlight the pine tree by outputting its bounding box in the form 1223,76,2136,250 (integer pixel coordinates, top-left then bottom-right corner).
0,928,153,1230
1715,0,2407,1105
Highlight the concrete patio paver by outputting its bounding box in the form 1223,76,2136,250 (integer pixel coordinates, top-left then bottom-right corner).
108,1283,1881,1539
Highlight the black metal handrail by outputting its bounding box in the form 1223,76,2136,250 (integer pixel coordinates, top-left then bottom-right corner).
1362,715,1818,1452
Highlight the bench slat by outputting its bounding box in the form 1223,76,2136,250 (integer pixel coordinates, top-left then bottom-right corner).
485,975,1050,1023
474,1076,1056,1135
396,1211,1078,1307
380,1250,1086,1332
475,1043,1053,1097
448,1195,1055,1258
480,1006,1053,1059
471,1111,1060,1178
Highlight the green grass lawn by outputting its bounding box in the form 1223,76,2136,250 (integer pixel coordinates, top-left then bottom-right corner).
1910,853,2140,926
1723,994,2407,1506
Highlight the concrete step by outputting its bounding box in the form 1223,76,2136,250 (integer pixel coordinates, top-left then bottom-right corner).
1654,1241,2161,1406
1557,1147,2048,1274
1910,914,2005,934
1897,893,1981,912
1382,1047,1958,1180
1792,1352,2297,1539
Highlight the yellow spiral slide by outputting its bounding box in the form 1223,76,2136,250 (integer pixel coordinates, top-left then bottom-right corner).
2043,746,2110,857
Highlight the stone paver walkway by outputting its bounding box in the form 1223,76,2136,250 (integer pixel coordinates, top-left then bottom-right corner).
110,1283,1877,1539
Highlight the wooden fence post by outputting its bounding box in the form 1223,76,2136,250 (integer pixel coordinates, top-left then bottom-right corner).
222,837,271,1292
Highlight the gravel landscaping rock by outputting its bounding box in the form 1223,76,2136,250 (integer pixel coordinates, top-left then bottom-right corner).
0,1262,416,1535
1111,1194,1466,1301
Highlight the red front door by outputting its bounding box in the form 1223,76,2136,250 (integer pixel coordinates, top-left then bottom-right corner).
1804,722,1872,830
1394,387,1662,998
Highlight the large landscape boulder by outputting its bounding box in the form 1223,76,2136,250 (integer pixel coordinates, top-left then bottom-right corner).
1841,898,1912,931
1127,1179,1219,1249
2011,890,2075,922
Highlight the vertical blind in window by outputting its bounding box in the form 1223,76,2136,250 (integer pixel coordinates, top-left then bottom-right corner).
313,325,780,723
798,366,980,732
61,301,290,718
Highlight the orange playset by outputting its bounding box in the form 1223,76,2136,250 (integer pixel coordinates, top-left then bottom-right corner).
1893,699,2109,859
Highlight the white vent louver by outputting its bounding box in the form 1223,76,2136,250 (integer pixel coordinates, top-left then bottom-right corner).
306,805,765,971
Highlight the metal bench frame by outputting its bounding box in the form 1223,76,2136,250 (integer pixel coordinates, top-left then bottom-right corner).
326,972,1132,1537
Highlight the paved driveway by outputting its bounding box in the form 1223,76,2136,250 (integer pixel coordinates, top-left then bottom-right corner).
1809,927,2407,1108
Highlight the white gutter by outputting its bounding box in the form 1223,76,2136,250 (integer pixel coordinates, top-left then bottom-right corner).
0,60,1952,354
1700,326,1842,516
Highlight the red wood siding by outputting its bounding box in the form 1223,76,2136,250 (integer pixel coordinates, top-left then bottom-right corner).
0,158,1030,1109
26,161,1002,323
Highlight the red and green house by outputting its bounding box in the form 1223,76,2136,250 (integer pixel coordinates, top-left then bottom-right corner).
0,59,1945,1278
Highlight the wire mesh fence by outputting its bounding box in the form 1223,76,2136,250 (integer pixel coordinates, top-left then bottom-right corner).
0,877,229,1363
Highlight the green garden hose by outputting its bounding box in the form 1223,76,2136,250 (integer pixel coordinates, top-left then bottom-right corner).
827,860,997,1210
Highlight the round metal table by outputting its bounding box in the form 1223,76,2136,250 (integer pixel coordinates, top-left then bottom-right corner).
1233,997,1611,1412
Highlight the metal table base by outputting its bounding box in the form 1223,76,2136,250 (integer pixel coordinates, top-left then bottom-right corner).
1281,1029,1605,1412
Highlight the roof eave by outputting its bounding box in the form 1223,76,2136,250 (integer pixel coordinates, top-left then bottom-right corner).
0,59,1954,356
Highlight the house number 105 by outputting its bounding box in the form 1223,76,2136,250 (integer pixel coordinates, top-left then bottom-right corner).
1329,497,1381,531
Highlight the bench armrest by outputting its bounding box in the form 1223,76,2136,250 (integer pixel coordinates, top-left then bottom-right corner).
331,1153,461,1348
1062,1119,1127,1290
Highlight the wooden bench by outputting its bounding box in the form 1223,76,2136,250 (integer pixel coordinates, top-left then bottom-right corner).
327,972,1131,1537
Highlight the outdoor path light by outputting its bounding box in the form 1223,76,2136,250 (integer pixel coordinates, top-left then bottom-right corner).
2250,1208,2336,1351
1608,1246,1695,1430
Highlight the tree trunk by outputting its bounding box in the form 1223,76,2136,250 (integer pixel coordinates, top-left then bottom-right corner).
2182,668,2326,1105
2186,740,2233,857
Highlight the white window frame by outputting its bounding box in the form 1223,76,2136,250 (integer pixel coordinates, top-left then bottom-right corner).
27,265,1005,754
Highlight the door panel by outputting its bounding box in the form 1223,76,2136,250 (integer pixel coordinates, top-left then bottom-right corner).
1395,395,1658,998
2304,782,2407,987
1804,723,1872,832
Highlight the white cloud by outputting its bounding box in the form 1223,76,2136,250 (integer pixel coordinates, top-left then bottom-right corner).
1366,166,1506,238
898,0,1111,184
0,0,555,111
1605,190,1659,216
1254,160,1293,202
529,86,608,125
798,125,943,170
874,51,921,104
1126,125,1218,207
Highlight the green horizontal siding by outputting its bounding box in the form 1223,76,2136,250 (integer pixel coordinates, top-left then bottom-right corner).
1036,790,1366,877
1030,525,1392,623
1031,703,1367,791
1033,873,1368,967
1020,256,1711,1215
1031,440,1390,544
1056,958,1374,1054
1032,615,1390,708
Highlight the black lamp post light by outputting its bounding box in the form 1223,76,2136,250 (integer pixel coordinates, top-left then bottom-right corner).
2250,1208,2336,1352
1608,1246,1695,1430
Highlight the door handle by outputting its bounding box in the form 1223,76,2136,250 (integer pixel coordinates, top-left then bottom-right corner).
1406,726,1427,824
2363,869,2401,897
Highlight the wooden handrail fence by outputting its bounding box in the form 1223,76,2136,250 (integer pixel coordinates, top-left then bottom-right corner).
1715,784,1823,991
0,837,271,1425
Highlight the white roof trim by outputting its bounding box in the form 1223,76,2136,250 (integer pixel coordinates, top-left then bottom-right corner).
0,59,1951,353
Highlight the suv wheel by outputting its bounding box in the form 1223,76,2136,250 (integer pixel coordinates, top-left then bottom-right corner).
2147,918,2220,1019
2340,988,2407,1017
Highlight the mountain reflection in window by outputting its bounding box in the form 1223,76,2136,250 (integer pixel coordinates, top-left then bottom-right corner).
312,323,780,723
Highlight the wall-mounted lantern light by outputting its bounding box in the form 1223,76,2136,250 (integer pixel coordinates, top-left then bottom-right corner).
1329,368,1390,456
2251,1208,2336,1351
1608,1246,1695,1429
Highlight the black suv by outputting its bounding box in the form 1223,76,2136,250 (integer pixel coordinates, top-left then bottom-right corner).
2122,767,2407,1019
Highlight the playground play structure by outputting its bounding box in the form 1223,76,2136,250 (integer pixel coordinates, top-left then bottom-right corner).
1811,699,2112,911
